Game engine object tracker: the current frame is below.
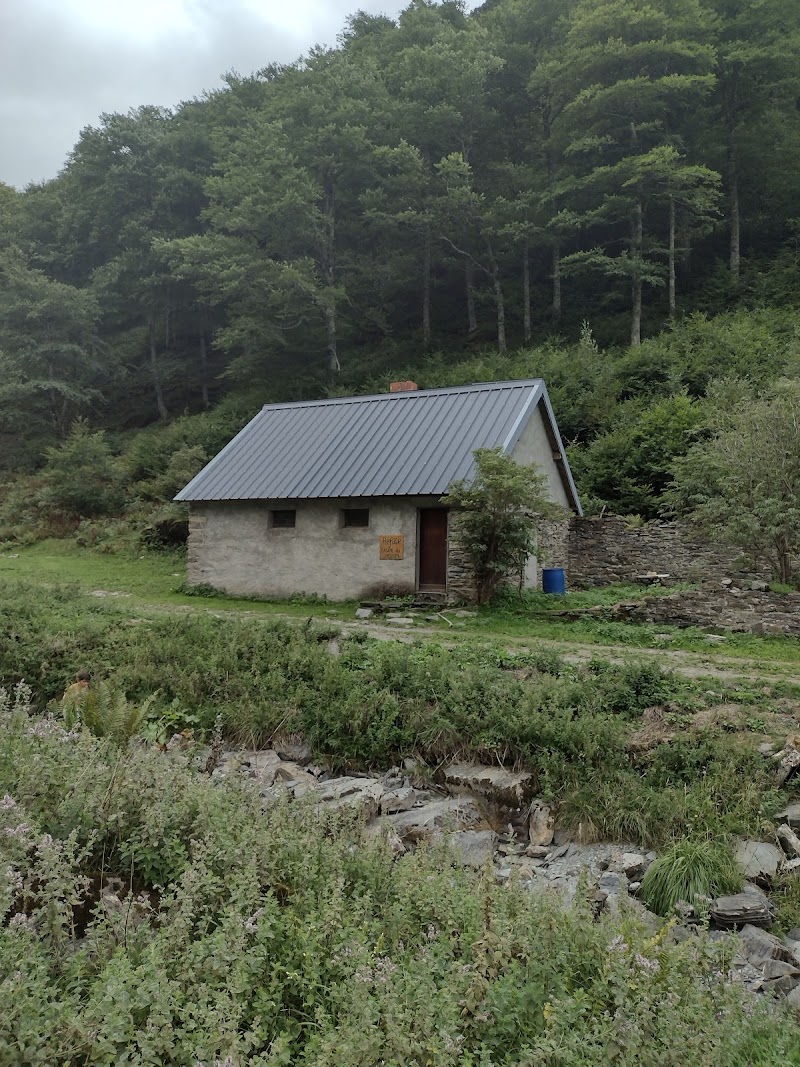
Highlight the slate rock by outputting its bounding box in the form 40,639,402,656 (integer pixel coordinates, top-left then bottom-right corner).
442,829,498,869
275,740,313,765
735,839,782,883
619,852,648,880
380,785,417,814
775,802,800,830
528,802,555,847
315,776,386,818
762,959,800,981
388,797,487,842
711,890,775,929
355,607,373,619
777,823,800,859
442,763,535,807
737,924,793,968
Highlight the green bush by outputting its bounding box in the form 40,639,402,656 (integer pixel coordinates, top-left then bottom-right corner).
641,839,742,918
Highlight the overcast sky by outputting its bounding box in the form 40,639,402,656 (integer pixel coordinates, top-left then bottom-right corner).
1,0,480,189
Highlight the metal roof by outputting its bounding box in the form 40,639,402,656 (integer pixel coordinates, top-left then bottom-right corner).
175,379,582,511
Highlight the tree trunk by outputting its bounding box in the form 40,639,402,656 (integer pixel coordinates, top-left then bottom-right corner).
465,261,477,336
777,532,792,585
149,321,168,421
324,305,339,374
488,250,506,355
199,332,210,410
630,196,643,347
551,243,562,320
320,178,340,374
726,77,740,283
522,239,532,344
668,197,676,319
422,226,432,352
679,205,692,275
728,137,740,283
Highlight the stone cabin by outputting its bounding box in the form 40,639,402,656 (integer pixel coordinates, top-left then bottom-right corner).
176,379,582,602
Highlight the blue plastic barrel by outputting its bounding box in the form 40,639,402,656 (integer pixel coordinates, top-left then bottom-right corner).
542,567,566,595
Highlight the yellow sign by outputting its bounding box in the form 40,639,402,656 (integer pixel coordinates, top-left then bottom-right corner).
380,535,405,560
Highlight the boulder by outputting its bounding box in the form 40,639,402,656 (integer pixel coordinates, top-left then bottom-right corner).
442,763,535,807
442,829,497,869
528,802,555,847
355,607,373,619
762,959,800,981
273,761,319,794
737,924,793,968
380,786,417,814
788,985,800,1012
388,797,487,842
777,823,800,859
315,777,386,818
775,802,800,830
619,852,648,880
711,889,775,929
274,740,313,766
735,840,782,884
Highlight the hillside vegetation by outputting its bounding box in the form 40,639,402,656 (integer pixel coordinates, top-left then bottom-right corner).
1,0,799,530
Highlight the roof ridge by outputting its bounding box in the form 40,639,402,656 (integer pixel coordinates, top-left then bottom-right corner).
260,378,544,411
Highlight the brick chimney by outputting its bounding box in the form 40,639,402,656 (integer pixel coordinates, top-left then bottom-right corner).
389,380,418,393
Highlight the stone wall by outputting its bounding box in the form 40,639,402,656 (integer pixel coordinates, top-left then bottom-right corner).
556,516,770,589
612,586,800,637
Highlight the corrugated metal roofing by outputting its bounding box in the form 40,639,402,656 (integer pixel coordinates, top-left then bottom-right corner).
175,379,581,510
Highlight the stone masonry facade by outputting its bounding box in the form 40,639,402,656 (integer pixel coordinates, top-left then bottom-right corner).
538,516,770,589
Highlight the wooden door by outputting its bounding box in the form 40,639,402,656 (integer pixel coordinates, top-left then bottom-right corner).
418,508,448,588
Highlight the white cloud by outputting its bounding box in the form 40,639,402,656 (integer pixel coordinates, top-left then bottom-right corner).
1,0,479,188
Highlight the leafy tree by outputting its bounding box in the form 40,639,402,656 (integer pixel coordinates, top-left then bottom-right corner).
38,419,123,519
668,379,800,583
442,447,557,603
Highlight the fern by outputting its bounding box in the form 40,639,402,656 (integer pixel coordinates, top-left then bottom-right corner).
80,681,157,747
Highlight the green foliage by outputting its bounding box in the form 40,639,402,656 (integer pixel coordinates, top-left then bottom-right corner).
38,420,124,519
669,378,800,582
442,448,557,603
68,680,158,748
641,839,742,918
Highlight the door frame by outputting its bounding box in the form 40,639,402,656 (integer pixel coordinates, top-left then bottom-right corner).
416,506,449,591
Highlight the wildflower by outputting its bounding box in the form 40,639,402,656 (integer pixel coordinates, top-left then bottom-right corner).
608,935,628,953
243,908,264,934
633,953,660,975
9,912,34,931
5,823,31,840
0,795,17,811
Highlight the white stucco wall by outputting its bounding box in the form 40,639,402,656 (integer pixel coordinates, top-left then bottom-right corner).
510,400,571,510
188,497,441,601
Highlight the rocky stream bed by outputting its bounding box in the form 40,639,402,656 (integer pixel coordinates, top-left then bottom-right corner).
210,742,800,1012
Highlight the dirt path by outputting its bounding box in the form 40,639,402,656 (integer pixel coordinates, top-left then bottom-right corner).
329,618,800,686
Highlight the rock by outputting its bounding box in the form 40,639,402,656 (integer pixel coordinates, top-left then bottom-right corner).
619,852,648,880
786,928,800,943
762,959,800,981
775,802,800,830
386,615,414,625
711,890,775,929
750,580,770,592
273,761,319,793
788,985,800,1012
442,829,497,869
525,844,550,859
388,797,487,843
773,741,800,787
442,763,535,807
737,924,793,968
705,634,728,644
778,823,800,859
364,821,406,856
355,607,373,619
274,740,312,765
528,802,555,847
380,786,417,814
758,741,776,756
735,840,782,884
452,610,477,618
315,777,386,818
784,857,800,874
720,578,734,587
762,974,800,996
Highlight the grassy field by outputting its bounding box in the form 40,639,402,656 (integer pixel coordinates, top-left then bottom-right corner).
3,540,800,669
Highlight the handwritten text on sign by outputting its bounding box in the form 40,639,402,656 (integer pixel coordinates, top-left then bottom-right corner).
379,535,405,560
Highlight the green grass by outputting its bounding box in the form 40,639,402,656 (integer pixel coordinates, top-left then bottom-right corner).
3,539,800,669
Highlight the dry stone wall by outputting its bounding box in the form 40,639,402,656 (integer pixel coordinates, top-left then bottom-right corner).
612,587,800,637
538,516,770,589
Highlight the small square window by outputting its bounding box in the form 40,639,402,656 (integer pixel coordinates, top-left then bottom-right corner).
342,508,370,528
270,509,296,528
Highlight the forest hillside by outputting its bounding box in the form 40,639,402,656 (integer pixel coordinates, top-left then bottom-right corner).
1,0,799,534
